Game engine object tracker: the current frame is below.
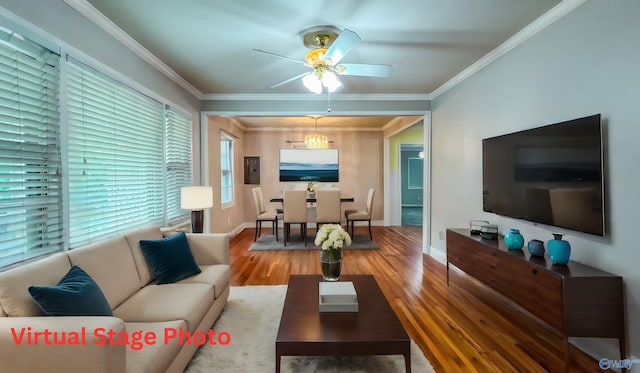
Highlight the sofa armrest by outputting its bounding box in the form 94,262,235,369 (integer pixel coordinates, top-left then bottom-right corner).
0,316,126,373
186,233,230,265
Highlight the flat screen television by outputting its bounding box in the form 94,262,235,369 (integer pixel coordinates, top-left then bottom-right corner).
482,114,605,236
279,148,339,182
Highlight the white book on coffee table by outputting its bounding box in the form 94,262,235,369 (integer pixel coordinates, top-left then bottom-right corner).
319,281,358,312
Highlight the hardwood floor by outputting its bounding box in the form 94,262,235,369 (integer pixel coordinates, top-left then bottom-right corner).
230,226,604,372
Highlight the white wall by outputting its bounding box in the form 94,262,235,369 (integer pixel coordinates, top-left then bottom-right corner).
430,0,640,366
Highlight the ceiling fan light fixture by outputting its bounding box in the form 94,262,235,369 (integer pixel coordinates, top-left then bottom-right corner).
302,72,322,94
302,68,342,94
321,71,342,92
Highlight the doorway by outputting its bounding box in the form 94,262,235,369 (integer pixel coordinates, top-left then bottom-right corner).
400,144,424,226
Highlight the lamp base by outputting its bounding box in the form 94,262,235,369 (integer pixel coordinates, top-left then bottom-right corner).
191,210,204,233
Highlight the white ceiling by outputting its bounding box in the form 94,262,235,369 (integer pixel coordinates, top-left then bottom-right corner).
82,0,562,97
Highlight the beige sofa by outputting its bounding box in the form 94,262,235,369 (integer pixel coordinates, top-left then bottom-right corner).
0,226,230,373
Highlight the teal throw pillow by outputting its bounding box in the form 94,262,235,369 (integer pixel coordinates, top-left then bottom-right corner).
28,266,112,316
140,232,201,284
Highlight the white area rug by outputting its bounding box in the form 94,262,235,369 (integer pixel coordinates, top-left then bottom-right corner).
186,285,435,373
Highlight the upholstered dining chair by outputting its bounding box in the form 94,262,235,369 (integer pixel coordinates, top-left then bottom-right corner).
251,187,279,242
344,188,375,240
315,189,342,228
283,190,308,246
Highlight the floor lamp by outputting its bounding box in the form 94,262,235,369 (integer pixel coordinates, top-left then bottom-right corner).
180,186,213,233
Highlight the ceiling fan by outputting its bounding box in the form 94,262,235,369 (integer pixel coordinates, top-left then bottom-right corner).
253,26,392,93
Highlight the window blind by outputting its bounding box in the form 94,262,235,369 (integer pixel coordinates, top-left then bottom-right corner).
66,58,164,248
0,38,63,267
165,107,192,223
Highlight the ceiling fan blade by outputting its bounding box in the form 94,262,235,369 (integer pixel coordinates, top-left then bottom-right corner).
253,48,305,64
338,63,392,77
324,29,361,64
270,72,308,88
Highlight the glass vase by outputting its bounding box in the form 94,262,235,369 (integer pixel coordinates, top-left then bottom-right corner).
320,248,342,282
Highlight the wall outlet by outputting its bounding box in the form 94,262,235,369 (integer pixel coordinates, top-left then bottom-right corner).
227,217,231,225
438,230,444,241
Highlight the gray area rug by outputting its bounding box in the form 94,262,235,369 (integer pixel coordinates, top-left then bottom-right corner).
249,233,380,251
185,285,435,373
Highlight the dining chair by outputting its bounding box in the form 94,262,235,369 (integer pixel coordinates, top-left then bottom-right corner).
251,187,279,242
315,189,342,228
344,188,375,240
283,190,308,246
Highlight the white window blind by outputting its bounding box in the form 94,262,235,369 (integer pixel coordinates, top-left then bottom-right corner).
0,33,63,267
220,133,233,205
165,107,192,223
66,58,164,248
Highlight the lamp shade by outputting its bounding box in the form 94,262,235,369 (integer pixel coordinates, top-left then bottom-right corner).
180,186,213,210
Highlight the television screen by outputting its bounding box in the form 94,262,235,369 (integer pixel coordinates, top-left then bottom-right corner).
279,148,339,182
482,114,604,236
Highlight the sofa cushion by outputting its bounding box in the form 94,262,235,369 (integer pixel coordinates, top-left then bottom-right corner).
124,226,164,286
67,236,141,310
140,232,201,284
113,283,213,332
125,320,185,373
178,264,230,299
28,266,112,316
0,253,71,317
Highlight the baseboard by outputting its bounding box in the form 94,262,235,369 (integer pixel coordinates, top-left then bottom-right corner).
428,245,447,264
227,223,250,238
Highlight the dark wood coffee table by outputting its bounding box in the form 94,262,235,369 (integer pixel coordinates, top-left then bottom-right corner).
275,274,411,373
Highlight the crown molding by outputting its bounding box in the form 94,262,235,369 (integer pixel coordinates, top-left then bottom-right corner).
430,0,587,99
63,0,203,99
201,93,432,101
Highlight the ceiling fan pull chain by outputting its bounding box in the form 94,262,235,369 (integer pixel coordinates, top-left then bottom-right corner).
327,91,331,112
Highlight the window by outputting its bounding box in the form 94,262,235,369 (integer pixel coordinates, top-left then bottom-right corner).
66,58,165,248
0,21,195,268
220,133,233,206
165,108,192,223
0,28,63,267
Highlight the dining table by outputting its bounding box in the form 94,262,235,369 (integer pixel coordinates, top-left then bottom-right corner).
269,195,354,203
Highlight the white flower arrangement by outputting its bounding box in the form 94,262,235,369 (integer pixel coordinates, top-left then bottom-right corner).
314,224,352,251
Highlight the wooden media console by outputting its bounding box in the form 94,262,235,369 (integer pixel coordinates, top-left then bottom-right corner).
446,228,625,373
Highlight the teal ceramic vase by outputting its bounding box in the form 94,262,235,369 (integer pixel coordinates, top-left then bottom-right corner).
548,233,571,264
504,228,524,250
527,239,545,257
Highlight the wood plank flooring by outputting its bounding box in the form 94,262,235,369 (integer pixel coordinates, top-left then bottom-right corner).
229,226,604,372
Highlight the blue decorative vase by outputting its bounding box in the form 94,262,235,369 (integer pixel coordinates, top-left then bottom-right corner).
504,228,524,250
527,239,545,257
548,233,571,264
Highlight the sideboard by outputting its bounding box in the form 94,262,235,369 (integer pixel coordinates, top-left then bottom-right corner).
446,228,625,372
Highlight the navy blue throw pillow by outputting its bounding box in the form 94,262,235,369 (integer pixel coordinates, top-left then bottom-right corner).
140,232,201,284
29,266,112,316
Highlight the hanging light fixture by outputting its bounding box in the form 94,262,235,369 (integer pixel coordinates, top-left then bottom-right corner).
304,116,329,148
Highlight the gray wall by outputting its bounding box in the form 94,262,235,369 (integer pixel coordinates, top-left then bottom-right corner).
431,0,640,365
